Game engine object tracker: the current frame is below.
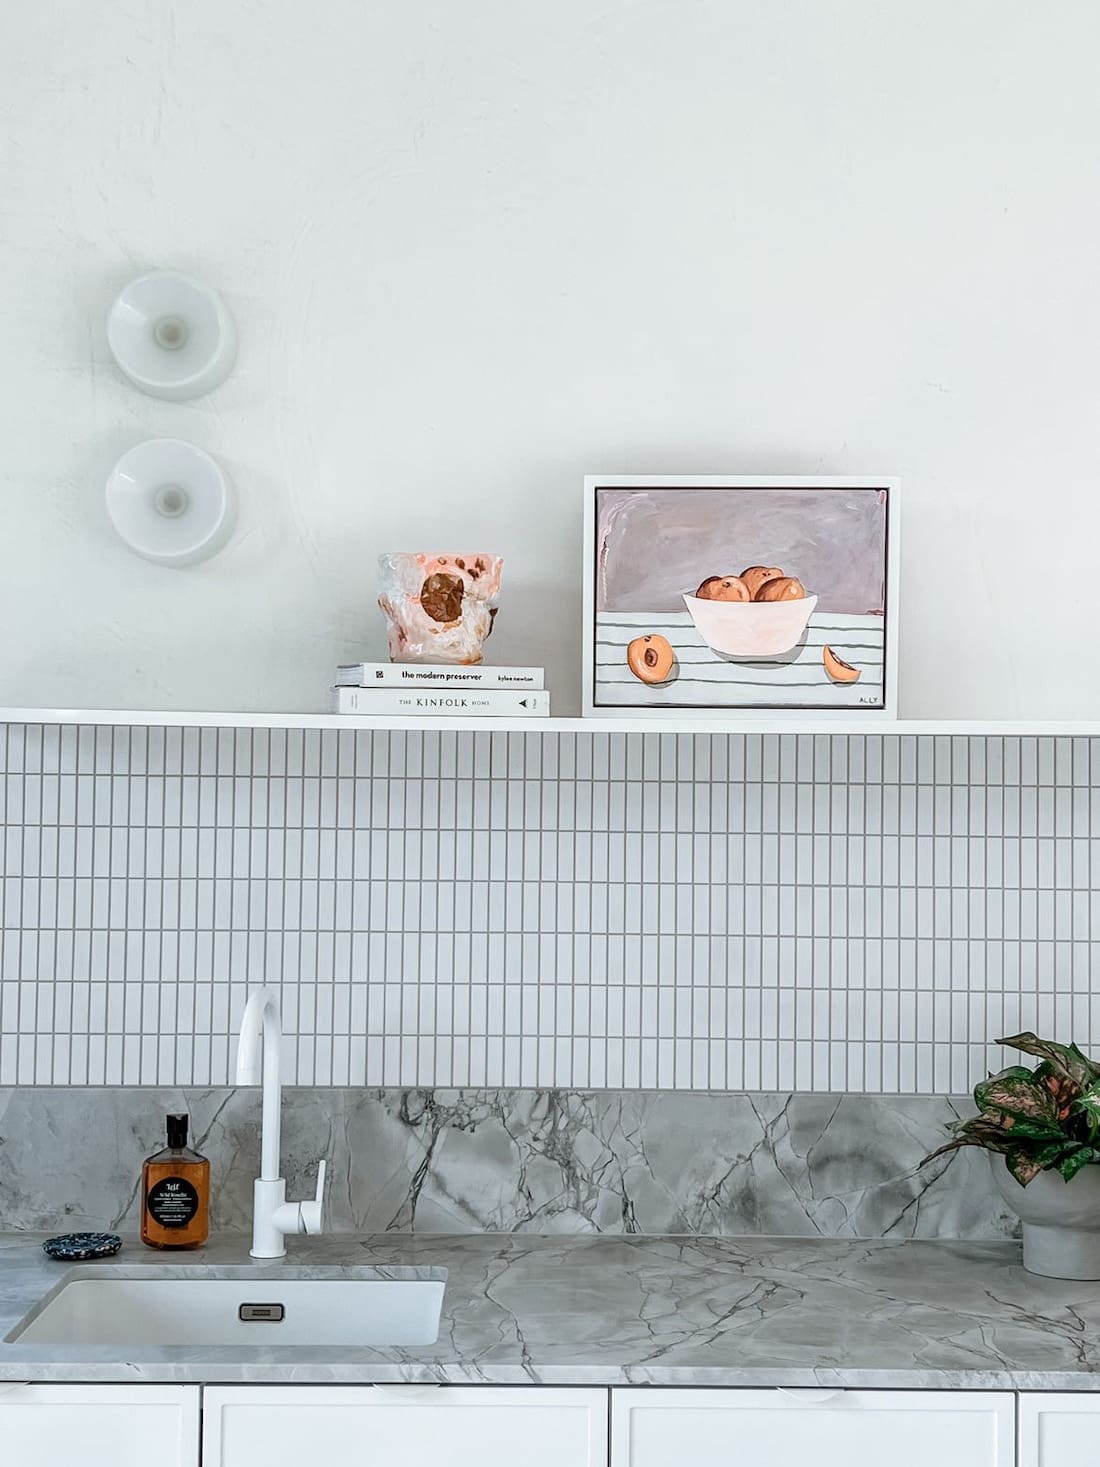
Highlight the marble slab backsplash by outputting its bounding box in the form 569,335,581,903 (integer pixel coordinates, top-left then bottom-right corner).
0,1087,1014,1240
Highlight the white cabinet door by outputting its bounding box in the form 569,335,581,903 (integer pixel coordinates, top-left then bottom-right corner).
204,1385,608,1467
1020,1393,1100,1461
0,1384,199,1467
611,1388,1014,1467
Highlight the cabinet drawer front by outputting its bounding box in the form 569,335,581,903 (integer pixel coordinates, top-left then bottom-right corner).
203,1385,608,1467
1019,1393,1100,1461
611,1388,1014,1467
0,1384,199,1467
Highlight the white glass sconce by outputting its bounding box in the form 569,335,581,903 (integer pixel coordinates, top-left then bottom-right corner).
105,438,237,568
106,270,237,401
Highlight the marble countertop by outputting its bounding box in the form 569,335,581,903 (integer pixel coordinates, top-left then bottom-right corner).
2,1231,1100,1388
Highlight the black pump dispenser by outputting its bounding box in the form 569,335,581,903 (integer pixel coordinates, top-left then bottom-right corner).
166,1113,189,1149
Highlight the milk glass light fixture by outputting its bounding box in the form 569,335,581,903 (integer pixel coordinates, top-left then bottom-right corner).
105,438,237,567
106,269,237,401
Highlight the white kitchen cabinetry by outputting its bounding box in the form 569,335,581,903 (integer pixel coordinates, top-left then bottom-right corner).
0,1384,199,1467
203,1385,609,1467
610,1388,1015,1467
1019,1394,1100,1461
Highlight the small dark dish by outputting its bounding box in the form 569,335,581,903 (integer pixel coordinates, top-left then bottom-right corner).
42,1232,122,1262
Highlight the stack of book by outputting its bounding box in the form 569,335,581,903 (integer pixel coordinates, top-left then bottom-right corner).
332,663,550,718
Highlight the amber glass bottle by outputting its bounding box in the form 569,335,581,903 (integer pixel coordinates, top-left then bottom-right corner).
140,1113,210,1250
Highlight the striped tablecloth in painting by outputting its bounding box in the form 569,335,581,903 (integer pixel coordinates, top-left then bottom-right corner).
594,610,886,709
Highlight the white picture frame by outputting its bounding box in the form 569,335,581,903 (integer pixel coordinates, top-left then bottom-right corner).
582,475,900,720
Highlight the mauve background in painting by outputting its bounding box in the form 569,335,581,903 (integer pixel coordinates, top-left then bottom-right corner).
596,487,888,614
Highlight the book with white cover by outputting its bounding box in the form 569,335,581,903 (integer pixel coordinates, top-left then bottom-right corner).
336,662,544,690
332,686,551,717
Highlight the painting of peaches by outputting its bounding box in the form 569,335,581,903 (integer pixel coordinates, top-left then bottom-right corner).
584,479,897,716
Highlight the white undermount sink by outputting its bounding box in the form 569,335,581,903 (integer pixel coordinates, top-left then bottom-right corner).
9,1267,446,1348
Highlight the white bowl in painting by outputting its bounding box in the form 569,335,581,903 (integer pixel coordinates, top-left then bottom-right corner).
682,592,818,658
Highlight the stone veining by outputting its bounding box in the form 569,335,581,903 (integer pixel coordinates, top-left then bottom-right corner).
1,1232,1098,1387
0,1087,1013,1240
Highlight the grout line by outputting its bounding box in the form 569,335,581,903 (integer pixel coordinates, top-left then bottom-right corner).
0,725,1095,1093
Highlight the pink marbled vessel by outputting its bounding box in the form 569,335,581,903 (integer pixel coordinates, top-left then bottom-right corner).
378,553,504,664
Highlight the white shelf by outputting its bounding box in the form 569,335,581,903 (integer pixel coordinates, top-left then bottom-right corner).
3,707,1100,736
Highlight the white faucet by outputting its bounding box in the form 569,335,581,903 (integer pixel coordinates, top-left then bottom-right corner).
235,986,326,1259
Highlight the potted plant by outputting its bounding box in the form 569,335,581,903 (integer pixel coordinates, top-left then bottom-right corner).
923,1031,1100,1279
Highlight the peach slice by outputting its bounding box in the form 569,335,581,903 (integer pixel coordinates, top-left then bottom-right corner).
822,645,861,683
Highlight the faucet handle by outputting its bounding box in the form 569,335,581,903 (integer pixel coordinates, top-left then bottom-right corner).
298,1159,326,1236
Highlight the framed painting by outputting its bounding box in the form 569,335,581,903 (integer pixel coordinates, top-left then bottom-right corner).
582,476,899,718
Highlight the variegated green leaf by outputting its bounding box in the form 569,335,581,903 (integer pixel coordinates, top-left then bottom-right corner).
999,1032,1100,1092
1006,1150,1044,1186
1059,1146,1100,1182
951,1114,1021,1143
1072,1079,1100,1122
1028,1138,1080,1169
973,1072,1062,1133
922,1120,1018,1166
1033,1062,1082,1119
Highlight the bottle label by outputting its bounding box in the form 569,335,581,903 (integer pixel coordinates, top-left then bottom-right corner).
146,1176,200,1229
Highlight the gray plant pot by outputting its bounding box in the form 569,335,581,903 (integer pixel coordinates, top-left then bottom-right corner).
990,1154,1100,1279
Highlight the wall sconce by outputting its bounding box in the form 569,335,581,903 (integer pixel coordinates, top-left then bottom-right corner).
106,270,237,401
105,438,237,567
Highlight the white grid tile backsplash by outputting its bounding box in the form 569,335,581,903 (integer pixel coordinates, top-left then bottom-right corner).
0,723,1095,1090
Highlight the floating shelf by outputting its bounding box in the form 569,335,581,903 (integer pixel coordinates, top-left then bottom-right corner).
3,707,1100,737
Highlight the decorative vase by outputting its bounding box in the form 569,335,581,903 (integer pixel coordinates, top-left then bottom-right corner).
377,553,503,664
989,1153,1100,1279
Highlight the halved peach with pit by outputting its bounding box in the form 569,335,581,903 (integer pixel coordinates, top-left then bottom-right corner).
627,634,676,684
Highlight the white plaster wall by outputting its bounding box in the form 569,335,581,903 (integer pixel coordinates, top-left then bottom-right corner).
1,0,1098,717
